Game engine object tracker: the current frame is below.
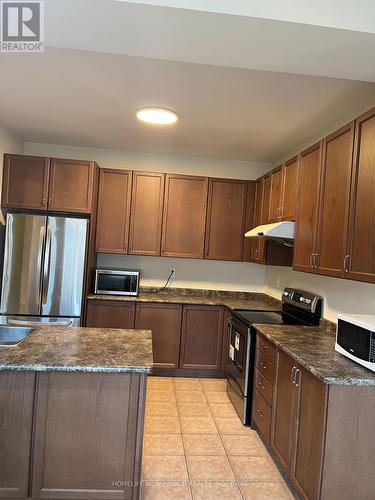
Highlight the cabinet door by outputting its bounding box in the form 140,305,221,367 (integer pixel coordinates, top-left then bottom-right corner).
316,124,354,278
262,174,271,224
161,174,208,258
135,303,182,369
293,143,322,273
95,169,132,253
32,372,145,500
269,167,283,222
0,372,35,498
281,157,299,220
346,108,375,283
242,181,255,262
48,158,95,213
270,350,298,472
291,368,327,500
205,178,247,261
250,179,266,263
180,305,223,370
129,172,164,256
85,300,135,328
2,154,49,210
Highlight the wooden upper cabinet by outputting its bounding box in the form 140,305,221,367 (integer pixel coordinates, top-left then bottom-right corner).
129,172,164,256
346,108,375,283
281,157,299,220
2,154,49,210
261,174,271,224
249,179,266,263
48,158,95,213
316,124,354,278
293,143,322,273
180,305,223,370
269,167,283,222
95,169,132,254
205,178,247,261
243,181,255,262
161,174,208,258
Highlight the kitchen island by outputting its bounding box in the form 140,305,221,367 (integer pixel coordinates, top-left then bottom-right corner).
0,326,153,500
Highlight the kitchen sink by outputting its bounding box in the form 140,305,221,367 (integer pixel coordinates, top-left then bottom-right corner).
0,326,37,347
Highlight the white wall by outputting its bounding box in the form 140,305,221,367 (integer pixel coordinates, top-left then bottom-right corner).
25,141,269,292
98,254,265,292
265,266,375,323
24,142,271,180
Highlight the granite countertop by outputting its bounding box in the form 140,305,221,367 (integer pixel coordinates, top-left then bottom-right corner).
253,324,375,386
87,287,281,311
0,327,153,374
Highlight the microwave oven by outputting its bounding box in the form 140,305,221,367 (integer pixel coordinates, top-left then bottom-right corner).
335,313,375,372
94,269,140,296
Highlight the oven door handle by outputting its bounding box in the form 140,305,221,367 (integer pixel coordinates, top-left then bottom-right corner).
227,374,245,398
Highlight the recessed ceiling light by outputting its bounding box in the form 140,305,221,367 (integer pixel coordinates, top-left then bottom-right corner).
136,107,178,125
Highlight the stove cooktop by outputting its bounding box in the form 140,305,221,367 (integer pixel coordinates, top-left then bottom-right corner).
232,309,284,326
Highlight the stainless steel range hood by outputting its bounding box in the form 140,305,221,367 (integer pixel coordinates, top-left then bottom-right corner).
245,221,295,245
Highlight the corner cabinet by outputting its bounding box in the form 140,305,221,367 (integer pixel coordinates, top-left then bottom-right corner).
2,154,97,214
204,178,247,261
161,174,208,259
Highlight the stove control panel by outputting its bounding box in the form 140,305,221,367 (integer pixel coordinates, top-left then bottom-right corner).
282,288,322,314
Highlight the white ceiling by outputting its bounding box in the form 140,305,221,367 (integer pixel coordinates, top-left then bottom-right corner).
1,0,375,162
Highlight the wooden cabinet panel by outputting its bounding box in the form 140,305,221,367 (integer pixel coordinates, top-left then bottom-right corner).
129,172,164,256
281,157,299,220
346,109,375,283
261,174,271,224
95,169,132,253
2,154,49,210
48,158,95,213
256,334,276,363
180,305,223,370
255,350,275,385
249,179,266,263
135,303,182,369
269,167,283,222
254,368,273,407
271,349,298,471
0,372,35,498
293,143,322,273
252,388,272,443
86,300,135,329
291,368,327,500
205,178,247,261
161,174,208,258
316,124,354,278
32,372,145,500
242,181,256,262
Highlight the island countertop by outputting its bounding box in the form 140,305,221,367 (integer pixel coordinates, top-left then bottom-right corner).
253,323,375,386
0,326,153,373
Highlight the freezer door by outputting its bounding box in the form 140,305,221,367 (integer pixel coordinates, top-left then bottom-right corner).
1,213,46,315
41,216,88,317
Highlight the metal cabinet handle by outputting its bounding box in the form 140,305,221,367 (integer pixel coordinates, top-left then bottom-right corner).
258,381,265,390
261,342,268,350
343,254,350,273
291,366,297,383
309,254,314,268
256,408,264,419
314,253,319,269
294,368,301,387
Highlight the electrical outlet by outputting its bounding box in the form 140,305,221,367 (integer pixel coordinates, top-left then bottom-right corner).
170,269,176,278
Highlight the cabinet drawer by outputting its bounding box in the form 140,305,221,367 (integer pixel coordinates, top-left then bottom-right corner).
256,334,276,363
253,388,272,443
255,350,275,385
254,368,273,406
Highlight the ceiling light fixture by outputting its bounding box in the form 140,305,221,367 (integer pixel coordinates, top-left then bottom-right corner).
136,107,178,125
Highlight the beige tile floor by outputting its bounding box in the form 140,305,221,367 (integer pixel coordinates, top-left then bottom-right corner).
141,377,294,500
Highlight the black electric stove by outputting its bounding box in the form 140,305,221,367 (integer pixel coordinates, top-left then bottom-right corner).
227,288,323,425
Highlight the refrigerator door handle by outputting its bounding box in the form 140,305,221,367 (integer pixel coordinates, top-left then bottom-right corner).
42,226,52,305
36,226,46,306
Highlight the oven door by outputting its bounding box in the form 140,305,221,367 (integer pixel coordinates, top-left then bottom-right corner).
227,316,250,397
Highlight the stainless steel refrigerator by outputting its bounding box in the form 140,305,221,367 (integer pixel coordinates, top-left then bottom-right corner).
0,213,88,326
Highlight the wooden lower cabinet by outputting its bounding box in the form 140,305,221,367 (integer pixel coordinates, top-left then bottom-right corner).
180,305,223,370
135,303,182,369
86,300,135,329
31,372,146,500
0,372,35,498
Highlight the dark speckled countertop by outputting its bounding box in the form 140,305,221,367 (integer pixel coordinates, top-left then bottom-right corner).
87,287,281,311
0,327,153,374
253,324,375,386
